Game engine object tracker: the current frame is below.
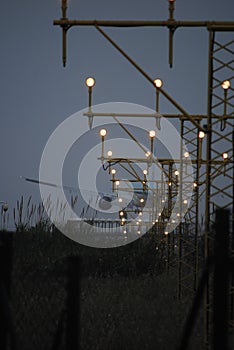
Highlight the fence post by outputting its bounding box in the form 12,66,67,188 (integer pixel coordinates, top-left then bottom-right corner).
213,209,229,350
0,232,13,350
66,256,81,350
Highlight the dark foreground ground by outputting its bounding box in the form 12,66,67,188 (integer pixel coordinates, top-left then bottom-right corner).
0,230,203,350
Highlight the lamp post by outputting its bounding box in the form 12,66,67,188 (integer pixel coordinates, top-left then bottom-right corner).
174,170,179,187
100,128,107,163
149,130,156,154
142,170,148,192
221,80,231,131
168,0,176,68
184,151,189,174
85,77,96,129
168,0,176,20
61,0,68,67
154,78,163,129
107,150,112,173
222,152,228,175
61,0,67,19
111,169,116,192
198,130,205,168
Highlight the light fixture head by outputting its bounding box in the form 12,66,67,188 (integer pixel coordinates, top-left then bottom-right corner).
174,170,179,176
149,130,156,138
100,128,107,137
143,169,148,175
115,180,120,186
145,151,151,157
184,151,189,158
221,80,231,90
107,150,112,157
222,152,228,160
85,77,96,88
111,169,116,175
154,78,163,88
199,131,205,139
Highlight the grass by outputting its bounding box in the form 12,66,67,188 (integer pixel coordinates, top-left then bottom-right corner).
1,228,204,350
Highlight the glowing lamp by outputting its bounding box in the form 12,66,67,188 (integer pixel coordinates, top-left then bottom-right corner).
221,80,230,90
222,152,228,160
85,77,95,88
149,130,156,138
100,129,107,137
199,131,205,139
154,79,163,88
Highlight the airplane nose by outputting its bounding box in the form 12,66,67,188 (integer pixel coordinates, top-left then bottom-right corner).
98,198,112,210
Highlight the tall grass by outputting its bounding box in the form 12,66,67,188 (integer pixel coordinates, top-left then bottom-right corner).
13,195,52,233
11,194,82,233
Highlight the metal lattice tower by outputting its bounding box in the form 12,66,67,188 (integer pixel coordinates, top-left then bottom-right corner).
53,1,234,348
204,29,234,348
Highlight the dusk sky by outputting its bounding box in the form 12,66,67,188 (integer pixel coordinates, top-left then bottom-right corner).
0,0,233,228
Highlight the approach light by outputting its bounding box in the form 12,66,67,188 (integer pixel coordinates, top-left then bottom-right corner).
118,198,123,203
107,150,112,157
145,151,151,157
85,77,95,88
199,131,205,139
154,79,163,88
149,130,156,138
222,152,228,160
184,151,189,158
221,80,231,90
174,170,179,176
100,128,107,137
143,169,148,175
120,211,124,216
111,169,116,175
140,198,144,203
183,199,188,205
115,180,120,186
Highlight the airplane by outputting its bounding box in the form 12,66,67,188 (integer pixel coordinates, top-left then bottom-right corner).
21,176,151,219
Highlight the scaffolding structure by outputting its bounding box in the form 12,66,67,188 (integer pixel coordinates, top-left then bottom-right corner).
53,1,234,348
